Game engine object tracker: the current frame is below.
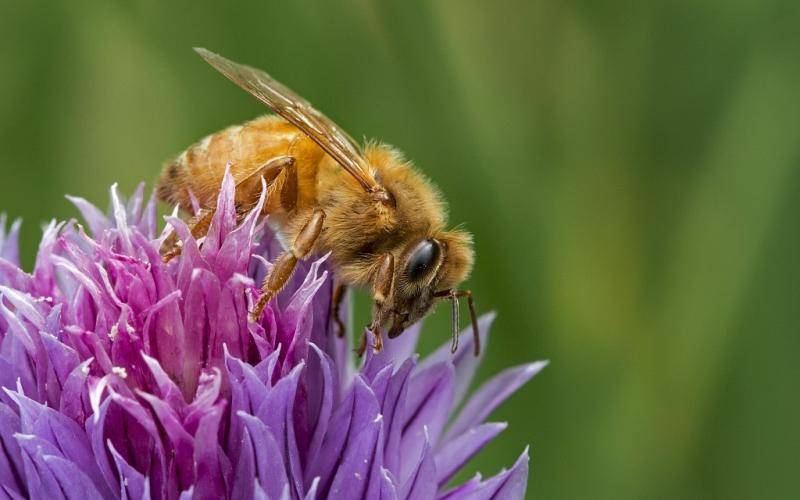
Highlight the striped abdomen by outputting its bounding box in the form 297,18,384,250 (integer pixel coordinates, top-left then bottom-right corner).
156,115,316,211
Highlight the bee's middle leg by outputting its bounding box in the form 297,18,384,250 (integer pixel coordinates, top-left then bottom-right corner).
331,283,348,338
250,208,325,322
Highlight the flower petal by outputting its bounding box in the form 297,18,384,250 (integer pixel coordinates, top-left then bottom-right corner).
400,362,454,482
238,413,289,500
418,312,495,409
444,361,547,442
5,388,109,496
0,403,24,497
326,409,383,500
380,468,399,500
309,376,381,499
42,454,105,500
229,424,256,500
59,358,93,423
65,196,110,240
0,216,21,267
378,359,414,478
192,402,227,500
107,440,151,500
434,422,507,486
84,397,120,495
15,434,68,499
440,448,529,500
398,428,436,500
304,343,335,477
253,363,305,498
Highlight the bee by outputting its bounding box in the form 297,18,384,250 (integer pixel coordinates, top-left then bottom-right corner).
157,48,479,356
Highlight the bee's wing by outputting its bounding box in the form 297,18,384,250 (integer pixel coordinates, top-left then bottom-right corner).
195,48,379,193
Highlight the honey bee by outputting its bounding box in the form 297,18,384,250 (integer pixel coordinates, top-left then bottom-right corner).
157,48,479,356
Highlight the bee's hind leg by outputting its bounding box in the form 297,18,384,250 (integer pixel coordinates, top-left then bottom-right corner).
250,208,325,322
235,156,296,212
160,156,296,263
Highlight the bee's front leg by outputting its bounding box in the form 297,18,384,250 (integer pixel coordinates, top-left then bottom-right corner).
357,253,394,357
249,208,325,322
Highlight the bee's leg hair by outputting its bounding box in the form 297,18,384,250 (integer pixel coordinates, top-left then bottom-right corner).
249,208,325,322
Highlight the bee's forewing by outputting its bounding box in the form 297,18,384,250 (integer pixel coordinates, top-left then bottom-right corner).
195,48,379,193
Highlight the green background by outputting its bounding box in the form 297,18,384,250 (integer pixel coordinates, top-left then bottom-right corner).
2,1,799,498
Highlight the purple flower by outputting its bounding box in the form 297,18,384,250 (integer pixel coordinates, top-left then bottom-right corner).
0,172,546,499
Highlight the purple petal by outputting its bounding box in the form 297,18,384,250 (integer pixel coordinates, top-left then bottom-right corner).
326,409,383,500
303,344,335,477
16,434,69,499
0,216,21,266
201,168,237,262
110,184,133,255
418,312,495,408
278,258,328,372
5,389,109,496
309,376,381,499
444,361,547,442
85,397,120,495
400,362,454,482
181,268,220,395
434,422,507,486
378,359,414,477
442,448,529,500
108,441,151,500
0,403,24,497
40,331,80,389
253,364,305,498
141,353,185,410
398,428,436,500
135,391,194,489
436,473,482,500
66,196,110,239
380,468,399,500
0,286,45,329
0,258,33,292
238,413,289,500
59,358,93,423
213,276,250,363
229,425,255,500
41,454,105,500
192,403,227,500
374,321,422,367
304,477,320,500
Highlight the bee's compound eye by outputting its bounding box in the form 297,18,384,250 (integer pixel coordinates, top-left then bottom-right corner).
405,239,440,281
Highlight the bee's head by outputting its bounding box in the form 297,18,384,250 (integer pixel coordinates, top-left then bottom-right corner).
374,229,477,353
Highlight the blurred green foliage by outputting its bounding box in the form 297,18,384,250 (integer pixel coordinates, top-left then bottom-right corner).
2,1,799,498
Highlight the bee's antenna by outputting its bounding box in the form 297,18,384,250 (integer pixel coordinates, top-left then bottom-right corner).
464,291,480,357
450,291,460,354
437,289,480,356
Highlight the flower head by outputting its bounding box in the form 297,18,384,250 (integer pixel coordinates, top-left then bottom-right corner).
0,173,545,499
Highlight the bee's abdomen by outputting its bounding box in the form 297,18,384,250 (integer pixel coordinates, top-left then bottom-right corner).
156,155,190,208
156,116,301,211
